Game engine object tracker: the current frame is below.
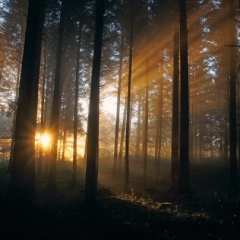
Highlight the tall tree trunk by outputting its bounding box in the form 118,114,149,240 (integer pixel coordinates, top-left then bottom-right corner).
142,80,149,186
171,8,179,192
142,1,149,187
38,16,49,175
8,17,26,173
83,0,105,204
47,0,67,191
8,52,21,173
72,20,83,187
7,0,46,205
112,24,124,179
124,0,134,193
155,59,163,182
227,0,238,199
61,118,67,161
118,98,127,175
135,94,141,159
179,0,191,196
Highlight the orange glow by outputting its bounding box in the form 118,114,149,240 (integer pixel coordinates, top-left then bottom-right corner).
40,133,51,148
36,133,51,148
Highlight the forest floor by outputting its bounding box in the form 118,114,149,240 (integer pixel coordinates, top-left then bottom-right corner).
0,160,240,240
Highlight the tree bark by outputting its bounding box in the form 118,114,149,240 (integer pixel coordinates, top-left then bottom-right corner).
118,98,127,175
83,0,105,203
227,0,238,200
47,0,67,191
179,0,192,196
7,0,46,205
124,0,134,193
171,8,179,192
72,19,83,187
112,24,124,179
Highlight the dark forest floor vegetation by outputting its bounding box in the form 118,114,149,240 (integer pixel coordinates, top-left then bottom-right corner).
0,160,239,239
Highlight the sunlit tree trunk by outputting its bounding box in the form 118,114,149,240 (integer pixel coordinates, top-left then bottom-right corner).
47,0,67,191
38,14,49,175
118,98,127,175
83,0,105,204
227,0,238,200
7,0,46,204
61,118,67,161
124,0,134,193
43,58,52,175
142,79,149,186
135,94,141,160
155,59,163,182
112,24,124,179
142,1,149,187
178,0,192,196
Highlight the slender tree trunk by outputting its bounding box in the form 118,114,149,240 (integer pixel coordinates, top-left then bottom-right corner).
83,0,105,203
43,61,51,175
7,0,46,205
38,18,49,175
8,53,21,173
72,20,83,187
61,119,67,161
171,10,179,192
118,99,127,175
227,0,238,199
179,0,191,196
142,2,149,187
135,94,141,159
124,0,134,193
142,84,149,186
47,0,66,191
112,24,124,179
155,60,163,182
8,18,26,173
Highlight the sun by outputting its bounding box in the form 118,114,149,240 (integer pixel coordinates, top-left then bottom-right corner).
40,133,51,148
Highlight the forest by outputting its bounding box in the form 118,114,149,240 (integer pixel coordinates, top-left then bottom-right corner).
0,0,240,239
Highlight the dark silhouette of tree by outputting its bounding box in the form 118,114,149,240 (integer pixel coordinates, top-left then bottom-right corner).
142,1,149,187
118,98,127,175
7,0,47,205
112,19,124,180
6,1,27,173
83,0,105,204
47,0,67,191
38,8,50,175
178,0,192,196
227,0,238,200
171,2,180,193
124,0,135,194
155,56,163,183
72,3,84,188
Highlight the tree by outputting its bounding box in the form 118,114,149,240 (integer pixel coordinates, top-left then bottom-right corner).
112,19,124,180
72,2,84,188
83,0,105,204
124,0,135,194
7,0,46,205
171,2,180,193
227,0,238,200
142,0,149,187
178,0,192,196
47,0,67,191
